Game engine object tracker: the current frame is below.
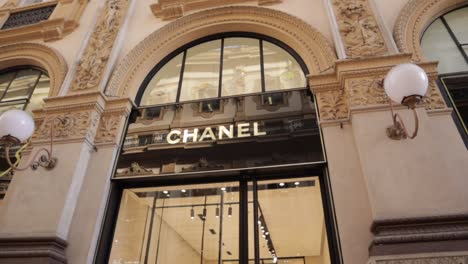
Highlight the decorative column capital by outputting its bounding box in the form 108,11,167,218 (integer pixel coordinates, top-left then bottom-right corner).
309,54,447,126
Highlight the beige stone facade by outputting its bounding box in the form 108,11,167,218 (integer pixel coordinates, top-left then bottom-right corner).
0,0,467,263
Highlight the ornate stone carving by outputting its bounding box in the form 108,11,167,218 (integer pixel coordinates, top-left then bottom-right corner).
70,0,129,92
150,0,283,20
424,81,446,110
393,0,464,61
94,113,122,145
0,43,67,97
116,162,153,176
316,90,348,121
376,256,468,264
106,6,336,97
346,77,387,107
332,0,388,58
34,110,100,143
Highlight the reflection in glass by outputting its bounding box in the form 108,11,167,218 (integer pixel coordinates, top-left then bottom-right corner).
3,69,41,101
109,182,239,264
141,53,183,106
262,41,306,91
180,40,222,101
26,73,50,113
0,72,14,98
444,7,468,44
222,38,262,96
253,177,330,264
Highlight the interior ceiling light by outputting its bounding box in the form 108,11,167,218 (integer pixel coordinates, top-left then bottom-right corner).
163,190,168,194
190,207,195,220
216,206,220,218
228,206,232,218
294,182,300,186
181,189,186,193
279,182,285,187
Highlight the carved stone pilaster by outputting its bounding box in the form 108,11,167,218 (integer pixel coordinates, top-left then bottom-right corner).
94,98,133,146
424,80,446,111
331,0,389,58
70,0,129,92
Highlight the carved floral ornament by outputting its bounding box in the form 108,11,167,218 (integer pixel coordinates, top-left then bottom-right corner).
331,0,388,58
393,0,468,61
105,6,336,98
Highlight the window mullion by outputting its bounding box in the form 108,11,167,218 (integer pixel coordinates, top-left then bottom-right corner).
440,16,468,64
0,71,18,102
253,178,260,264
218,38,224,98
260,40,266,93
239,177,249,264
176,51,188,103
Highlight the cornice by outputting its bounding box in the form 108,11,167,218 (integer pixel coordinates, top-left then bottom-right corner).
0,0,88,44
150,0,283,20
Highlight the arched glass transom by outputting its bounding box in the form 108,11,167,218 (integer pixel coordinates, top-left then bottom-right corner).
139,36,308,106
0,67,50,115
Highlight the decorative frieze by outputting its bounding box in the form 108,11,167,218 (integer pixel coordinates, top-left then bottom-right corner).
150,0,283,20
424,81,446,111
346,76,386,107
70,0,129,92
331,0,388,58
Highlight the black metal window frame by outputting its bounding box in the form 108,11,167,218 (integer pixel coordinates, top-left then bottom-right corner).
94,164,343,264
0,66,48,111
134,32,310,108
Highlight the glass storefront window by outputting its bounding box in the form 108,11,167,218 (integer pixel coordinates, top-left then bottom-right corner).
141,53,183,106
180,40,222,102
108,176,331,264
109,182,240,264
139,36,308,107
222,38,262,96
262,41,306,91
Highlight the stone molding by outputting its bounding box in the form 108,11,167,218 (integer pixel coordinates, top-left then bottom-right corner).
106,6,336,99
331,0,389,58
150,0,282,20
0,236,67,264
371,255,468,264
371,214,468,245
31,92,133,147
393,0,468,62
0,42,68,97
309,53,447,125
69,0,129,92
0,0,88,44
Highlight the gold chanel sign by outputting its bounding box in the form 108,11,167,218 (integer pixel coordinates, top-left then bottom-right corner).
167,122,267,144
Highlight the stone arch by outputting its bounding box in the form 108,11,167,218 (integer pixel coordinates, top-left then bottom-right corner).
0,43,68,97
393,0,468,62
105,5,337,98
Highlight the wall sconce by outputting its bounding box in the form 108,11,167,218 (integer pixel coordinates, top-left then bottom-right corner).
384,63,429,140
0,109,57,171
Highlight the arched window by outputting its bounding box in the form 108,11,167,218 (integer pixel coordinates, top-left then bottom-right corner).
0,67,50,114
421,6,468,136
138,35,308,107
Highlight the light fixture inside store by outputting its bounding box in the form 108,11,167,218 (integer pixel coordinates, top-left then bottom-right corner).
279,182,285,187
228,206,232,218
384,63,429,140
0,109,62,171
294,182,300,186
163,190,168,194
202,208,207,219
190,206,195,220
216,206,220,218
181,189,186,193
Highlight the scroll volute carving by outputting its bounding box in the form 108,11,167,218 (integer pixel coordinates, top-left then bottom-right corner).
332,0,388,58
